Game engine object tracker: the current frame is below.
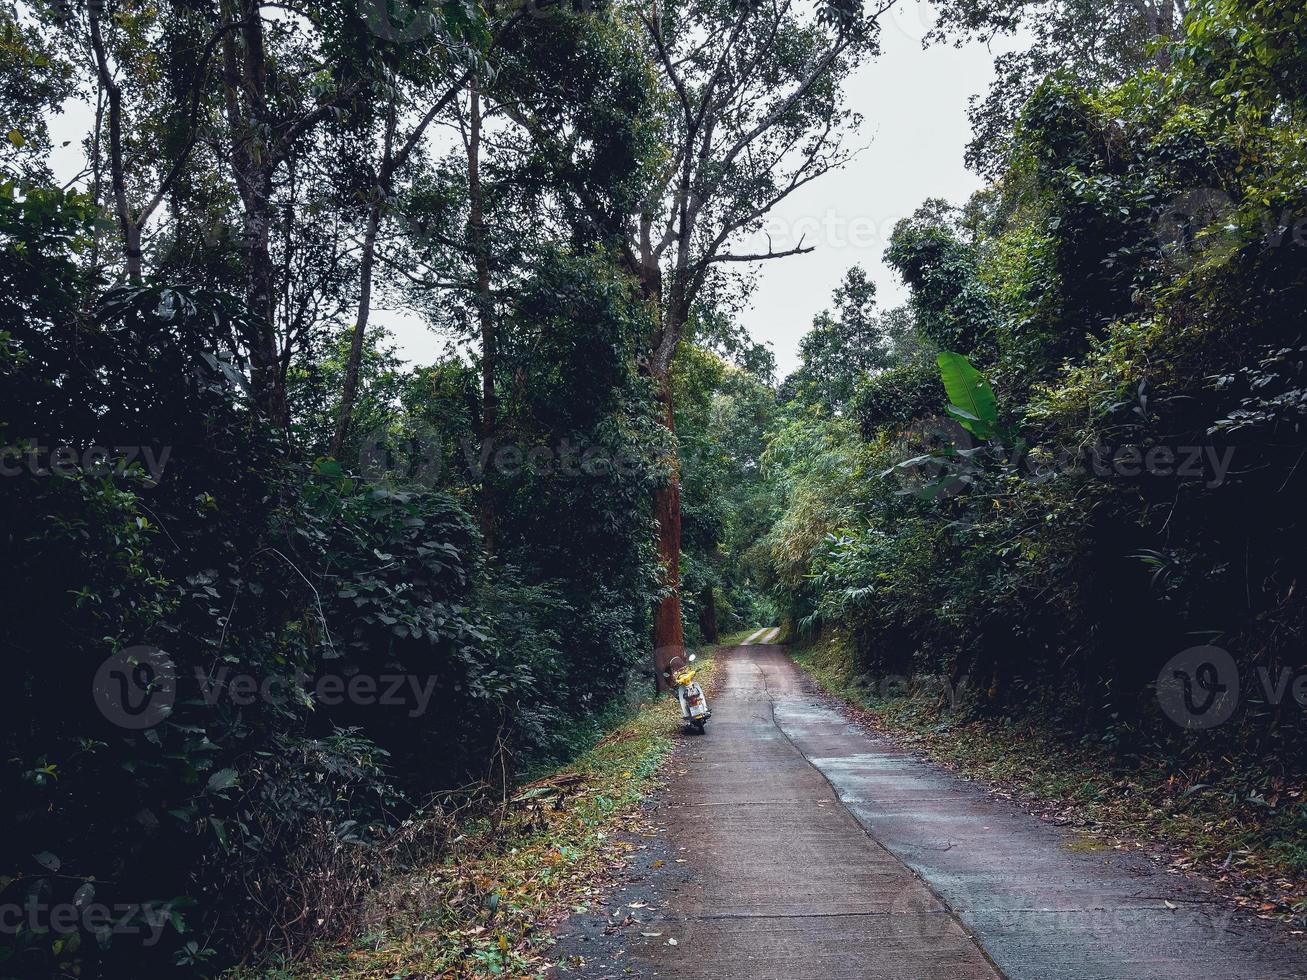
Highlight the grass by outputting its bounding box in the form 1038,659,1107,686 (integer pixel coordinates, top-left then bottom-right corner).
243,655,717,979
715,621,790,646
716,627,763,645
790,634,1307,932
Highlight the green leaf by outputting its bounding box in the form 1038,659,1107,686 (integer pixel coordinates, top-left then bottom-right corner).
205,768,239,795
208,816,230,853
937,351,998,439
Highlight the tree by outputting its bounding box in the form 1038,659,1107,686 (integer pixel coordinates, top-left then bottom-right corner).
0,3,77,183
626,0,890,682
782,266,893,411
930,0,1189,176
41,0,487,424
885,199,994,356
210,0,451,423
500,0,887,680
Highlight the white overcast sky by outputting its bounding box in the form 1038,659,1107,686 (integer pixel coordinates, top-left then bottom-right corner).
739,1,1020,377
45,0,1020,379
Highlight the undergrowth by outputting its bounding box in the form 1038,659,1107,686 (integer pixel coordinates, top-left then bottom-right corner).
239,656,717,979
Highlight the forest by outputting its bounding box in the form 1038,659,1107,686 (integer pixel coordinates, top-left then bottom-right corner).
3,0,1306,974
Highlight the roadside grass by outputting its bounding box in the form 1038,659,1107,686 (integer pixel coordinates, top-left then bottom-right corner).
790,635,1307,931
243,655,716,979
716,627,761,645
716,623,790,646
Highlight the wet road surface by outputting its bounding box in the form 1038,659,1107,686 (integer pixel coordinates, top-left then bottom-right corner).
550,645,1307,979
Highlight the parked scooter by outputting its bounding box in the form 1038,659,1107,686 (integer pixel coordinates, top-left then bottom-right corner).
666,653,710,733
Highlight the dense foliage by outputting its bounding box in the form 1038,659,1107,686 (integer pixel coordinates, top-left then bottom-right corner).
8,0,1307,972
763,0,1307,826
0,178,666,974
0,0,803,970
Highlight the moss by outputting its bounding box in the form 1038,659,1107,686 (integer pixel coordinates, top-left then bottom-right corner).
1064,835,1107,853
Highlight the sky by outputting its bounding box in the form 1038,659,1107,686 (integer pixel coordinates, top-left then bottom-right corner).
44,0,1020,380
734,1,1019,377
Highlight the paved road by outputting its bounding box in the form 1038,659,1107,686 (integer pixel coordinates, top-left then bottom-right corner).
550,645,1307,979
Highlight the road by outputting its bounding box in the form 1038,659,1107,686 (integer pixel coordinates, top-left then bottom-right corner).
550,643,1307,979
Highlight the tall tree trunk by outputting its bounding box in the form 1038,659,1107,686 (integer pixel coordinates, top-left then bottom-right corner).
698,584,718,643
332,106,395,459
243,173,285,426
330,71,473,455
88,9,142,284
331,201,380,458
221,0,285,427
239,1,285,426
90,88,103,277
652,379,685,691
468,79,497,555
641,255,687,692
1138,0,1176,69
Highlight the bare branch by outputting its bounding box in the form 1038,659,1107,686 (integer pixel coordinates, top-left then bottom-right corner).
707,236,813,263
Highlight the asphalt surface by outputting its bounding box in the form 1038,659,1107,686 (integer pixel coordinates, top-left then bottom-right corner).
549,644,1307,979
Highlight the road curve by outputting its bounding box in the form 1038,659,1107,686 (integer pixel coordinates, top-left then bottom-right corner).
549,645,1307,979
